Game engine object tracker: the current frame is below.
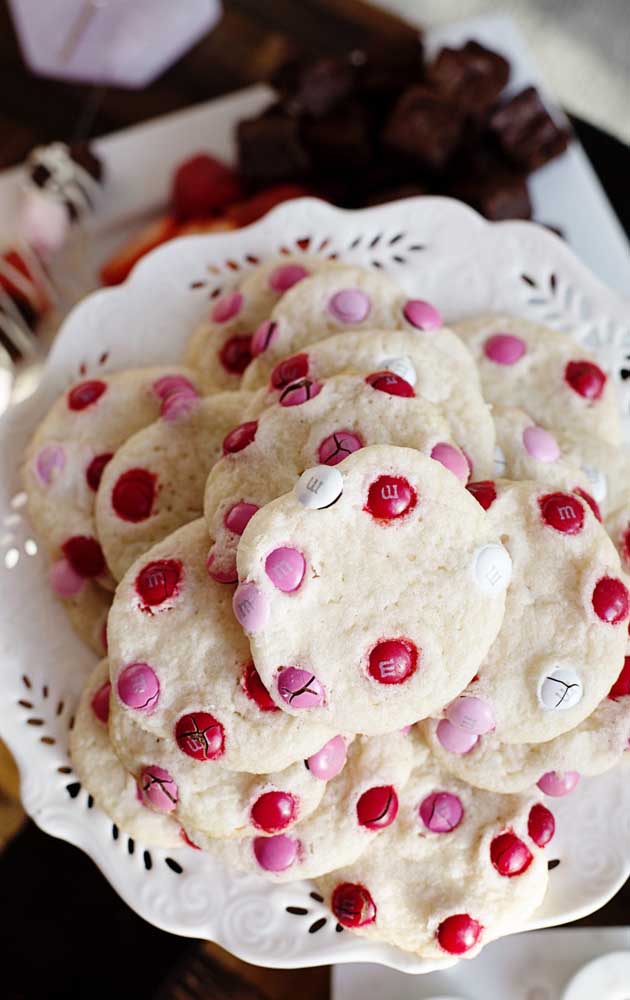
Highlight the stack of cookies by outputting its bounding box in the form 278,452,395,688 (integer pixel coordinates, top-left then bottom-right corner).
23,256,630,961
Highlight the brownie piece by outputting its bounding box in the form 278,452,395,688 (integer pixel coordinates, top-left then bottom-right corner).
275,56,356,118
353,32,424,98
365,182,428,207
302,100,372,169
489,86,570,172
382,85,463,171
237,106,310,183
448,160,531,221
428,41,509,117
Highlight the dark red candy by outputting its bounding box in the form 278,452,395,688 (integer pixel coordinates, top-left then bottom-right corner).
565,360,606,401
271,353,309,389
466,480,497,511
250,791,297,833
175,712,225,761
222,421,258,455
368,639,418,685
62,535,105,578
365,371,415,397
490,831,533,877
356,785,398,830
592,577,629,624
365,475,416,520
573,487,601,522
135,559,182,608
85,452,113,491
67,379,107,411
219,334,252,375
242,661,280,713
331,882,376,928
539,492,584,535
437,914,482,954
527,803,555,847
111,468,156,522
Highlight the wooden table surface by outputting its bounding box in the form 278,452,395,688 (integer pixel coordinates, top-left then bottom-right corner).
1,2,629,998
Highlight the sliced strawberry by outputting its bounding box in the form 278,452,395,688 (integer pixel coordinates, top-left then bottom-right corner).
171,154,242,221
175,217,237,237
99,216,179,286
226,184,314,227
0,249,50,315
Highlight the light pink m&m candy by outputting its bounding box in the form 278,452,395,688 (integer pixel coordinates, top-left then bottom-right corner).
436,718,479,755
211,291,243,323
484,334,526,365
251,320,279,356
49,558,85,598
537,770,580,796
233,581,269,633
265,547,306,592
277,667,325,708
160,390,199,422
523,426,560,463
117,663,160,712
328,288,371,324
403,299,442,330
253,834,299,871
431,443,469,482
35,443,65,485
269,263,309,292
140,766,178,812
306,735,347,779
446,696,495,735
419,791,463,833
153,374,198,401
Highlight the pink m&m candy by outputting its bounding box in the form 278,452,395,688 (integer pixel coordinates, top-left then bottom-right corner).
278,378,322,407
306,735,347,779
222,420,258,455
318,430,363,466
277,667,325,708
251,320,279,356
269,263,309,292
35,443,65,485
224,502,259,535
160,391,199,421
436,718,479,755
49,558,85,598
328,288,371,324
431,443,469,482
117,663,160,712
91,681,111,724
484,334,526,365
253,834,299,872
537,770,580,796
140,766,178,813
233,581,269,633
523,426,560,462
446,695,495,735
211,291,243,323
403,299,442,330
419,791,463,833
265,547,306,592
152,375,198,401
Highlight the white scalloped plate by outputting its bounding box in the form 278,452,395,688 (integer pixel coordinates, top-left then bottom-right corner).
2,197,630,974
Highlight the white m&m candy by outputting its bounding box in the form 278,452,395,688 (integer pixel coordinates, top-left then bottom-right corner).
379,355,417,387
472,543,512,594
295,465,343,510
538,666,583,711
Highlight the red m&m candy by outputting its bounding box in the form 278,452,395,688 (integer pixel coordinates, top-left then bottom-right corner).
85,452,113,491
467,480,497,511
331,882,376,928
175,712,225,761
271,353,309,389
135,558,182,608
365,475,416,520
528,803,555,847
219,334,252,375
367,639,418,685
68,379,107,411
242,661,280,712
61,535,106,578
111,468,156,522
490,832,533,877
365,371,415,397
565,360,606,400
539,492,584,534
356,785,398,830
437,913,482,954
251,791,297,833
223,420,258,455
592,577,629,624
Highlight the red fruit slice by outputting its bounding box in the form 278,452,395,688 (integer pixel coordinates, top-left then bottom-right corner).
171,154,241,221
